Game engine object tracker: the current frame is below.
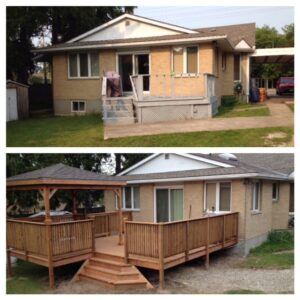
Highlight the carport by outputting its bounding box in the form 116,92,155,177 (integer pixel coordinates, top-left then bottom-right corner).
249,47,294,96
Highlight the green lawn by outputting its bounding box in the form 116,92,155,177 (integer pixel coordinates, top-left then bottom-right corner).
225,289,264,294
6,115,293,147
7,260,48,294
240,231,294,270
215,102,270,118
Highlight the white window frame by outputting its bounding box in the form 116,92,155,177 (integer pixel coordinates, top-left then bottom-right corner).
172,45,199,75
117,186,140,211
233,54,241,82
154,186,184,222
68,53,99,79
204,181,232,213
272,182,279,202
71,100,86,113
251,181,261,212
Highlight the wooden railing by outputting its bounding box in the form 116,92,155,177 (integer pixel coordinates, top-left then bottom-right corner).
125,212,238,262
87,211,132,237
7,218,94,259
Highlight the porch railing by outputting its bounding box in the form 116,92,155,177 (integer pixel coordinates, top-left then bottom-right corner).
87,211,133,237
124,212,238,264
130,73,217,101
7,218,94,261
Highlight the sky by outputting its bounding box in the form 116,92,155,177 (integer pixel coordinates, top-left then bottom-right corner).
135,6,294,32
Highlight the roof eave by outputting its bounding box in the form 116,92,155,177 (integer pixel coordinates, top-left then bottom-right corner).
32,35,229,54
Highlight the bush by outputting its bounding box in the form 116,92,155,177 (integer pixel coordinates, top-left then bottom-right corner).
288,216,294,228
221,95,238,107
268,230,293,243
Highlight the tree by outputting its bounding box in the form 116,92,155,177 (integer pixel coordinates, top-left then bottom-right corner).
115,154,150,174
7,6,135,83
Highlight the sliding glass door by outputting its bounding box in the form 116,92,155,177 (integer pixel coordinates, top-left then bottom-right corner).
156,188,183,222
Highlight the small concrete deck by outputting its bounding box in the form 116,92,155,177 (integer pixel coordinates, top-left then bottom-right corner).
104,102,294,140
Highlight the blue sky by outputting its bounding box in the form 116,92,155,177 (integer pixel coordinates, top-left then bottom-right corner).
135,6,294,32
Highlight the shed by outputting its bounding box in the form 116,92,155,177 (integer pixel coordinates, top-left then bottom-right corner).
6,80,29,121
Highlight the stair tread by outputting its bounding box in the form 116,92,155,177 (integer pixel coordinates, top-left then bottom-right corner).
80,271,147,286
90,257,128,266
85,264,138,275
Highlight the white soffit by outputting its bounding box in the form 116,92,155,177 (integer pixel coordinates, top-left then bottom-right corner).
67,14,197,43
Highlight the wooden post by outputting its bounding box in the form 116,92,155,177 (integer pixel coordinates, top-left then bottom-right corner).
44,188,51,223
90,216,96,254
106,214,110,236
114,189,123,245
205,217,210,269
123,218,128,264
46,223,55,289
72,191,77,215
158,223,165,289
223,214,226,248
185,220,189,262
7,248,13,277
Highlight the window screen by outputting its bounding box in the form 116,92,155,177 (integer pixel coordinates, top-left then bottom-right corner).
187,46,198,73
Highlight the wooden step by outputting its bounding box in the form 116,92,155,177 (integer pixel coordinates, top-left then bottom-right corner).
89,257,129,271
84,264,140,281
94,252,125,263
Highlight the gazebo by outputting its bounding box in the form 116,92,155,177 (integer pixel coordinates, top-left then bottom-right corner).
6,163,127,288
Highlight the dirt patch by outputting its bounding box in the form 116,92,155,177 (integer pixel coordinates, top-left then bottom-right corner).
264,131,293,147
53,250,294,294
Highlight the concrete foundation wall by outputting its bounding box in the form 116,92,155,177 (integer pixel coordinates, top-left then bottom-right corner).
54,99,102,115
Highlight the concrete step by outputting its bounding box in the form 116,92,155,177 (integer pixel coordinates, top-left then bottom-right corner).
105,111,134,118
103,117,136,125
103,104,134,111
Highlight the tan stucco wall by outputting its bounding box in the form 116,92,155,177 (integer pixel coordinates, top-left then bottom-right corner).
52,50,116,115
272,182,290,230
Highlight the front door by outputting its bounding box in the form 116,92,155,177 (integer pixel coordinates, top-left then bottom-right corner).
118,53,150,92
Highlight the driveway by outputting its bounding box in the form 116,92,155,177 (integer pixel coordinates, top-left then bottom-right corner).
104,102,294,140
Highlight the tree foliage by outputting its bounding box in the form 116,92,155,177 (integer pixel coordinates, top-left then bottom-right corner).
7,6,135,83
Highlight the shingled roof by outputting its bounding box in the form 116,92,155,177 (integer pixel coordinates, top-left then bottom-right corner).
7,163,125,183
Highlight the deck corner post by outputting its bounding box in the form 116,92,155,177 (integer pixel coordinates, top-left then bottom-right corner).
90,216,96,254
158,223,165,289
223,214,226,247
46,223,55,289
185,220,189,261
123,218,129,264
205,217,210,270
6,248,13,277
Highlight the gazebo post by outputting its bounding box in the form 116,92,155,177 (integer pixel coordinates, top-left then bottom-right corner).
43,187,51,223
72,191,77,215
114,188,123,245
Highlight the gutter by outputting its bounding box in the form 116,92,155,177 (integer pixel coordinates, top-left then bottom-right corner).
32,35,228,53
125,172,290,184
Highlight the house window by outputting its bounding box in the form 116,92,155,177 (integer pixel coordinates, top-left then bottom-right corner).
234,54,241,81
156,188,183,222
205,182,231,212
121,186,140,210
272,182,279,202
68,53,99,78
71,101,85,112
222,53,227,71
172,46,198,74
251,182,261,212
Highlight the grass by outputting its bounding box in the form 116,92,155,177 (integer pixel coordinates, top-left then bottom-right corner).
241,231,294,270
215,102,270,118
287,103,294,112
6,260,48,294
6,115,293,147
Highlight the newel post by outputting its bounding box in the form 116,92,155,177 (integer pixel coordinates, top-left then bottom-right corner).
205,216,210,269
90,215,96,254
123,217,129,264
158,223,165,289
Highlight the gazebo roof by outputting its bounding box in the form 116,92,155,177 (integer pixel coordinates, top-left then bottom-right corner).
7,163,126,189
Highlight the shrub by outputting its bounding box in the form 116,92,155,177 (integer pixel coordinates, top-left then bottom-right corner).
288,216,294,228
221,95,238,107
268,230,293,243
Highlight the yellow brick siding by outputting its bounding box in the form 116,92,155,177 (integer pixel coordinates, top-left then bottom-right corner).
52,50,116,101
272,182,290,229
